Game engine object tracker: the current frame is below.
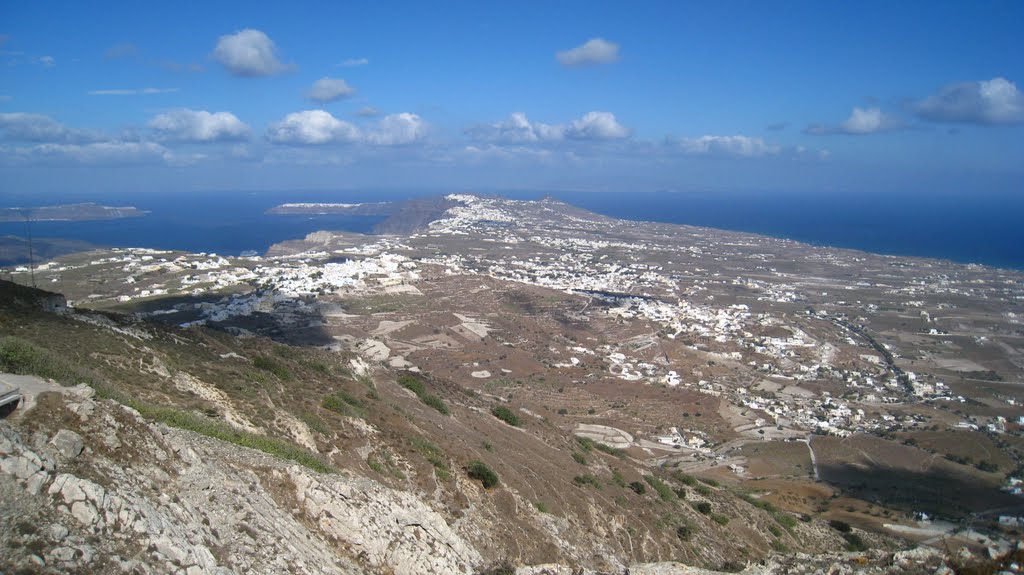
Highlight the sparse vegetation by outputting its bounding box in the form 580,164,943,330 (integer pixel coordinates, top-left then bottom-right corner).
644,475,674,501
131,403,332,473
712,513,730,526
410,436,451,480
398,373,450,415
572,452,587,465
693,501,712,515
466,460,499,489
253,355,293,380
573,474,602,489
0,335,95,386
491,405,521,426
628,481,646,495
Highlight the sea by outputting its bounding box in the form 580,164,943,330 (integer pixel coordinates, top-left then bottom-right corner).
1,189,1022,270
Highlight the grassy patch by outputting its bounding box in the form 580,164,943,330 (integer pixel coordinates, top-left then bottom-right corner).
594,442,627,458
712,513,730,526
398,374,450,415
572,452,587,465
575,436,595,451
573,474,602,489
491,405,521,427
253,355,293,380
409,436,451,480
644,475,675,501
321,390,366,419
0,336,96,386
131,403,332,473
466,460,499,489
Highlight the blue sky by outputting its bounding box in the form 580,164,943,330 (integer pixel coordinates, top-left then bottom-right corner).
1,1,1022,196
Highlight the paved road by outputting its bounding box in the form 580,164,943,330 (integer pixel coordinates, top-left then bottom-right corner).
0,372,65,414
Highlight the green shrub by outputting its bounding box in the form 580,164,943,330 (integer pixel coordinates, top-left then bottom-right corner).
534,501,548,513
421,394,450,415
775,514,798,530
573,474,602,489
611,469,627,487
767,524,782,537
594,443,627,458
676,524,693,541
132,403,331,473
0,336,94,386
629,481,646,495
712,514,730,526
253,355,293,380
644,475,675,501
321,391,366,419
699,477,720,487
696,484,712,497
575,436,595,451
491,405,521,426
466,460,499,489
771,540,789,553
410,437,450,479
842,532,868,552
828,519,852,533
572,452,587,465
674,472,698,486
398,374,450,415
693,501,712,515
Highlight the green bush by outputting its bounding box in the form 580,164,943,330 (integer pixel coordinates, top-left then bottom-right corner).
594,442,627,458
674,472,698,486
132,403,332,473
712,514,730,526
611,469,627,487
775,514,798,530
842,532,869,552
534,501,549,513
696,485,712,497
575,436,595,451
828,519,852,533
491,405,521,426
676,524,693,541
572,452,587,465
0,336,94,386
410,437,450,479
398,374,450,415
573,474,602,489
629,481,646,495
693,501,712,515
253,355,293,380
644,475,675,501
467,460,499,489
421,394,450,415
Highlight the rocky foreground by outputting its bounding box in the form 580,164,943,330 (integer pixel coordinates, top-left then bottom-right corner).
2,384,966,575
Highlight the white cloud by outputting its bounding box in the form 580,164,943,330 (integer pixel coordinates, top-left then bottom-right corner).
467,111,629,143
212,29,287,77
339,58,368,67
16,141,174,165
149,109,250,142
914,77,1024,125
0,113,96,143
307,77,356,103
672,135,781,157
366,113,427,145
88,87,179,96
556,38,620,67
37,55,55,68
266,110,360,145
356,106,380,117
805,107,902,135
565,111,630,140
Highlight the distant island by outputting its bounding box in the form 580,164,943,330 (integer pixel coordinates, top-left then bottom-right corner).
266,197,456,235
265,202,394,216
0,202,149,222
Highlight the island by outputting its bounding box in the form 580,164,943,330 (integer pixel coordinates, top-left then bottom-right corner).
0,202,149,222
